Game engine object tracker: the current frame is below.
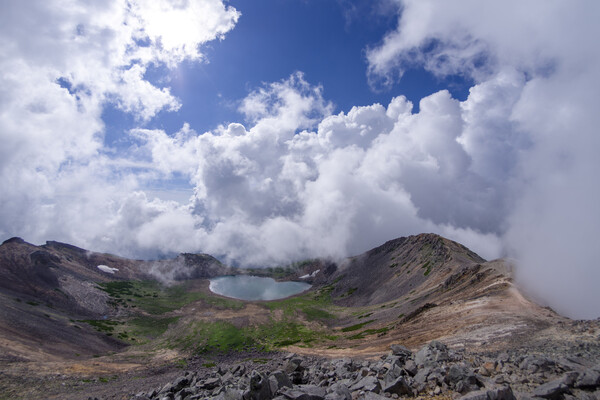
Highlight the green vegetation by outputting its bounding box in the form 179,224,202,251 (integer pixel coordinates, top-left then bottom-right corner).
168,318,334,355
91,278,339,354
339,287,357,298
128,316,180,341
26,300,40,306
389,262,398,268
79,316,179,343
422,261,432,276
357,312,373,319
98,280,207,314
347,326,390,340
341,320,375,332
265,283,336,321
79,319,122,334
175,359,188,369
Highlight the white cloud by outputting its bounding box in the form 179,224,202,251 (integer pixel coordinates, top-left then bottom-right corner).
1,0,598,320
0,0,239,254
366,0,600,318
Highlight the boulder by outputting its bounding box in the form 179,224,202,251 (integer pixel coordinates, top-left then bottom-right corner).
200,377,222,390
415,341,449,368
414,367,431,385
325,383,351,400
382,376,413,397
269,370,293,394
280,385,326,400
404,360,418,377
532,378,570,399
214,388,244,400
383,364,403,386
575,370,600,389
350,376,381,393
285,358,305,373
390,344,412,361
244,370,271,400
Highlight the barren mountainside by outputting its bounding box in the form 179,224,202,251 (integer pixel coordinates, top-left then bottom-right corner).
0,234,598,400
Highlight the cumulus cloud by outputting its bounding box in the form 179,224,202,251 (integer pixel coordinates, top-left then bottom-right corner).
129,72,505,266
366,0,600,319
0,0,239,253
1,0,598,319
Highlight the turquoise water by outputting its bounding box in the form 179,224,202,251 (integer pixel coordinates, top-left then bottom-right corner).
209,275,311,301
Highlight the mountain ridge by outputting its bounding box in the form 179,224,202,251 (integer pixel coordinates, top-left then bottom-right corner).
0,233,598,399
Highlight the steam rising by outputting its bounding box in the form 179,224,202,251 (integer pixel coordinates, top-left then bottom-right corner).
0,1,599,318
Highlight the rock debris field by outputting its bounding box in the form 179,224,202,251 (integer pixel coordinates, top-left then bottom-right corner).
121,340,600,400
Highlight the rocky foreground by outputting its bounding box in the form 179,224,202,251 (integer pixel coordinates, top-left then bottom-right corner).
123,339,600,400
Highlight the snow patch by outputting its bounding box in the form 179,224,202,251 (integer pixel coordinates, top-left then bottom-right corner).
97,265,119,274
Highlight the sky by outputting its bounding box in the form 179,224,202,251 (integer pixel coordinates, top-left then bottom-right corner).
0,0,599,319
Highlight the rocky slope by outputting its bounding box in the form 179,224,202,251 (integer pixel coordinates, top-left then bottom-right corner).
124,339,600,400
0,237,230,362
0,233,598,400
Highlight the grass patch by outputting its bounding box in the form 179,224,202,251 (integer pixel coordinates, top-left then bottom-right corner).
128,316,180,340
389,263,398,268
169,319,327,354
339,287,357,298
26,301,40,306
265,285,335,321
98,280,208,315
348,326,390,340
422,261,432,276
79,319,122,333
341,320,375,332
197,293,245,310
357,312,373,319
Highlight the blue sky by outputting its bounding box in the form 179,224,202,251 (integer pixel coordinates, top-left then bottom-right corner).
104,0,471,146
1,0,599,317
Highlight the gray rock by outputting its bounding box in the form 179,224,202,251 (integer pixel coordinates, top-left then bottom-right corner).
519,356,555,375
404,360,418,377
390,344,412,360
269,370,293,395
383,364,403,386
382,376,413,397
172,376,190,392
414,367,431,385
214,388,244,400
448,364,475,384
488,386,517,400
159,382,175,395
244,370,271,400
175,387,193,400
200,377,222,390
415,341,449,368
532,378,570,399
576,370,600,389
325,383,351,400
280,385,326,400
350,376,382,393
458,391,489,400
285,358,305,373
